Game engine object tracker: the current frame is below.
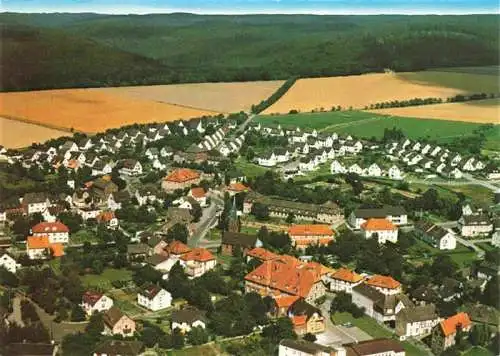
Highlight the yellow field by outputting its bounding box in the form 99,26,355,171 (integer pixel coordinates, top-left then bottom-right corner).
0,89,218,133
96,80,284,113
0,117,69,148
262,71,497,115
368,98,499,124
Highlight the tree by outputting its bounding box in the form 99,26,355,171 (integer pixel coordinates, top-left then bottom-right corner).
187,326,209,345
469,324,490,346
303,333,316,342
166,223,189,244
285,213,295,224
141,327,160,348
71,305,86,322
262,317,296,343
85,313,104,336
21,300,40,324
330,292,352,313
158,334,173,349
251,203,269,221
172,328,185,349
191,202,203,223
0,267,19,287
134,265,162,286
482,276,499,308
58,212,83,233
164,262,190,299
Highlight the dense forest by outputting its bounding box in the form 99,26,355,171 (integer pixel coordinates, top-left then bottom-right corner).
0,13,498,91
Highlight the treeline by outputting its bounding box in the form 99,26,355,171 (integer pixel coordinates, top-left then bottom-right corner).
365,93,498,110
251,77,298,114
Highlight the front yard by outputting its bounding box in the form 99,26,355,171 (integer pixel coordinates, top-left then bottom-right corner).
80,268,133,290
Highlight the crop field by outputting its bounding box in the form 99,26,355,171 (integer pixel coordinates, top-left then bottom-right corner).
97,80,284,113
0,89,218,133
368,98,499,124
260,71,497,115
0,116,69,148
257,111,488,143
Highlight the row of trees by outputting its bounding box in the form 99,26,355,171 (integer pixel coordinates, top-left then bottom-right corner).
364,93,496,110
251,77,298,114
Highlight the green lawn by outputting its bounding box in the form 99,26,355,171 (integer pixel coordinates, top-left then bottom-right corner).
477,243,498,252
331,312,392,338
256,110,488,143
401,341,428,356
80,268,133,290
70,229,100,245
167,343,221,356
462,346,495,356
408,241,476,268
234,157,269,178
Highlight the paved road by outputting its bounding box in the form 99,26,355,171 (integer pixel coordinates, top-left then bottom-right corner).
463,173,500,192
409,174,500,193
436,221,459,229
456,236,485,259
189,193,224,247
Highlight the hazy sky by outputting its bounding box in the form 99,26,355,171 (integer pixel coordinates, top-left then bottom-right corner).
2,0,499,14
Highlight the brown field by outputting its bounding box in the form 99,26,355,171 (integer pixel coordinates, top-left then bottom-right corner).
96,80,285,113
0,89,219,133
367,98,499,124
0,117,69,148
262,72,489,115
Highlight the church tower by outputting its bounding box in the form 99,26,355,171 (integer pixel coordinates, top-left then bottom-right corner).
227,197,240,232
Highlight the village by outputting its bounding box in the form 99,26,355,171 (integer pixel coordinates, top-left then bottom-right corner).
0,107,498,356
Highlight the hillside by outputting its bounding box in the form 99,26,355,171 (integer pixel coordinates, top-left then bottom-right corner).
0,13,498,91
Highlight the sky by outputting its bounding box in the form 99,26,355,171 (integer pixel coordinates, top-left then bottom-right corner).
1,0,499,15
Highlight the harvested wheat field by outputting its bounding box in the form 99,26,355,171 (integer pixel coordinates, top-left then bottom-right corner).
367,98,499,124
96,80,285,113
0,89,219,133
262,72,490,115
0,117,69,148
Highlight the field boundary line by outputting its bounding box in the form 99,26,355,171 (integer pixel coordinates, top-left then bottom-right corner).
0,114,79,134
150,100,226,115
319,116,384,132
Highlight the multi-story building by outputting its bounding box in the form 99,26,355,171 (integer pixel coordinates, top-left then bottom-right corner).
81,291,114,316
326,268,364,294
102,306,136,337
0,252,18,274
137,284,172,311
360,218,398,244
458,214,493,237
161,168,201,191
288,224,335,248
349,206,407,229
395,304,440,340
31,221,70,244
180,248,217,278
344,339,405,356
431,312,472,354
279,339,346,356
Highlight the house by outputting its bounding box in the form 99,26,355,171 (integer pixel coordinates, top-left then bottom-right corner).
344,338,405,356
90,176,118,200
351,284,413,323
366,163,382,177
180,248,217,278
388,165,403,180
442,166,463,179
31,221,69,244
189,187,208,207
91,160,113,176
414,220,456,250
326,268,364,294
81,291,114,316
118,159,143,176
348,163,363,175
431,312,472,354
162,168,201,191
97,211,119,229
365,275,402,295
226,182,251,196
26,236,64,259
349,206,407,229
165,240,192,258
127,243,151,260
244,255,326,304
279,339,346,356
171,307,207,333
0,252,18,274
288,299,325,335
287,224,335,248
137,284,172,311
107,191,130,211
22,192,50,214
257,152,278,167
221,231,260,256
360,218,398,244
102,306,136,337
145,147,159,160
246,247,278,263
60,140,78,153
459,214,493,237
93,340,144,356
395,304,439,340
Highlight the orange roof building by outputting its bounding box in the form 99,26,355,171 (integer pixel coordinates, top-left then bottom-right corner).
360,218,399,244
190,187,206,199
27,235,50,250
50,243,65,257
162,168,201,192
166,240,191,256
97,211,117,223
181,248,215,263
365,275,402,294
287,224,335,248
227,182,251,193
246,247,278,262
26,236,64,259
180,247,217,278
440,312,472,337
331,268,364,283
32,221,69,234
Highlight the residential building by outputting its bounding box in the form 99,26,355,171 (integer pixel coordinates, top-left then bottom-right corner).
344,338,405,356
360,218,398,244
414,220,456,250
246,247,278,263
137,284,172,311
31,221,70,244
93,340,144,356
226,182,251,196
162,168,201,191
349,206,407,229
180,248,217,278
287,224,335,248
171,307,207,333
0,252,18,274
326,268,364,294
366,163,383,177
388,165,403,180
431,312,472,354
221,231,259,256
102,306,136,337
279,339,346,356
97,211,119,229
189,187,208,207
26,236,64,259
22,192,50,214
395,304,439,340
118,159,143,176
288,299,325,335
4,343,58,356
459,214,493,237
81,291,114,316
365,275,402,295
165,240,192,258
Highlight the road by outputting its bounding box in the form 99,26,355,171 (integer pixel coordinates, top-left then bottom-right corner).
409,174,500,192
456,236,487,259
235,113,256,135
463,173,500,192
189,192,224,248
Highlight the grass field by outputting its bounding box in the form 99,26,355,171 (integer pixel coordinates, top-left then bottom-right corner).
167,343,222,356
434,185,495,208
332,312,392,338
97,81,284,114
0,89,218,133
261,71,497,115
257,111,489,143
0,116,69,148
462,346,495,356
234,157,269,178
80,268,133,290
369,98,499,124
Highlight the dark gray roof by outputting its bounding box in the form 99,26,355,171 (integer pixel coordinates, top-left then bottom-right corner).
353,205,406,218
22,192,49,204
397,304,437,323
103,306,127,328
127,243,150,255
146,254,169,266
279,339,336,354
345,338,404,356
221,231,258,248
171,307,207,324
462,214,491,226
4,343,56,356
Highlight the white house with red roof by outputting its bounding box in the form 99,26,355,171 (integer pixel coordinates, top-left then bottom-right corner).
137,284,172,311
361,218,398,244
180,248,217,278
189,187,208,207
81,291,114,316
326,268,364,294
365,275,402,295
31,221,69,244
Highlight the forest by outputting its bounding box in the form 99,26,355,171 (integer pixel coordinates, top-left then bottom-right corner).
0,13,498,91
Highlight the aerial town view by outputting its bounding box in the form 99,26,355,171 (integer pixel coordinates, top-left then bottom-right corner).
0,0,499,355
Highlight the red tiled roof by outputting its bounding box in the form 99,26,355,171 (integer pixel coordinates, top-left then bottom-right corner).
292,315,307,326
247,247,278,261
274,295,300,308
164,168,200,183
32,221,69,234
288,224,334,236
50,243,64,257
27,235,50,249
190,187,206,198
181,248,215,262
97,211,116,222
82,291,103,306
331,268,363,283
361,218,397,231
167,240,191,255
440,312,472,337
227,183,251,192
366,275,401,289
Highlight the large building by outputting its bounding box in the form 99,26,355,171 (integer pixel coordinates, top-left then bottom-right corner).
279,339,346,356
458,214,493,237
349,206,407,229
180,248,217,278
360,218,398,244
344,339,405,356
326,268,364,294
414,220,456,250
288,224,335,248
161,168,201,191
31,221,70,244
395,304,439,340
